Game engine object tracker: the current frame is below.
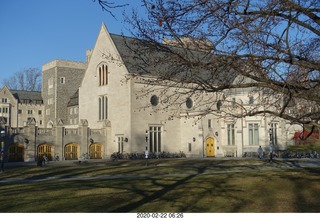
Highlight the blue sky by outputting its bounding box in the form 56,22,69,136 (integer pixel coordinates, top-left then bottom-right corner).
0,0,143,83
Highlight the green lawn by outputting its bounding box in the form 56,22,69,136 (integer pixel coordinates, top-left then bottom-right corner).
0,159,320,212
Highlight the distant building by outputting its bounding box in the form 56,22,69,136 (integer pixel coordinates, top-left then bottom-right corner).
0,86,44,128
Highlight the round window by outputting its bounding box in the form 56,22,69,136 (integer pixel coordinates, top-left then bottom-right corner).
150,95,159,106
217,100,222,110
186,97,193,109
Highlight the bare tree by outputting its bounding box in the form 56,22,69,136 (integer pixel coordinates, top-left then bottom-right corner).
2,67,42,91
92,0,129,19
114,0,319,129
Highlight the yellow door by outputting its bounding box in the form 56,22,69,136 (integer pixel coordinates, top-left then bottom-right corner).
89,143,102,159
8,144,24,162
206,137,215,157
38,144,53,161
65,143,78,160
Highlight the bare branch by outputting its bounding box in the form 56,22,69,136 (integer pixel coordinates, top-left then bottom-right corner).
93,0,129,19
119,0,320,128
1,67,42,91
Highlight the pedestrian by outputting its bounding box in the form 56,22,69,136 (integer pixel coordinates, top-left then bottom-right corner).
269,145,273,162
258,146,263,159
0,151,4,172
42,154,48,166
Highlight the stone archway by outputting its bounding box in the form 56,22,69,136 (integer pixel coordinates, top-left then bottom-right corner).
65,143,79,160
38,144,53,161
8,144,24,162
89,143,103,159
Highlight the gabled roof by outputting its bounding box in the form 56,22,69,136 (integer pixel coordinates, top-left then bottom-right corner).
0,117,7,125
67,89,79,107
10,90,43,104
109,33,238,86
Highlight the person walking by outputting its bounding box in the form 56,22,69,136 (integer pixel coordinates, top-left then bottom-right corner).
269,145,273,162
258,146,263,159
0,151,5,172
42,154,48,166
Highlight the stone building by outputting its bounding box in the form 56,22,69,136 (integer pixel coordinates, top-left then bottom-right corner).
0,23,301,162
0,86,44,129
0,86,44,161
41,60,87,128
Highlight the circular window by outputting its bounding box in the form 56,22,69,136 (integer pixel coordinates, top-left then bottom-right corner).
217,100,222,111
186,97,193,109
150,95,159,106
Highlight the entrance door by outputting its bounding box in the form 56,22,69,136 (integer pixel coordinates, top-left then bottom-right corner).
38,144,53,161
65,143,78,160
206,137,215,157
89,143,102,159
8,144,24,162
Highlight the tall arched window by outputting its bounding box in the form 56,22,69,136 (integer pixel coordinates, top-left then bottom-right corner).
99,67,102,86
99,95,108,120
98,64,108,86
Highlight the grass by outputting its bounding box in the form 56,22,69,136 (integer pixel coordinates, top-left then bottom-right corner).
0,159,320,212
287,144,320,152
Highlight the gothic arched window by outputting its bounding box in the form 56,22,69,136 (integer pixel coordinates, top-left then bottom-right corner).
98,64,108,86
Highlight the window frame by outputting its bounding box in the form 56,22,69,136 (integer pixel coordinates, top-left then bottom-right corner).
148,126,162,153
248,123,259,145
98,64,108,86
150,95,159,106
227,124,235,145
98,95,108,121
117,136,124,153
271,123,278,146
186,97,193,109
60,77,65,84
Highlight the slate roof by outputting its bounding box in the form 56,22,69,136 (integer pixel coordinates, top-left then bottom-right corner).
10,90,43,104
67,89,79,107
0,117,7,125
110,34,238,86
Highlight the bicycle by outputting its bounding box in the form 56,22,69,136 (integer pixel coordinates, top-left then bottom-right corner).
54,153,60,161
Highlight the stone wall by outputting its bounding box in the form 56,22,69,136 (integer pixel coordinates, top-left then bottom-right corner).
2,120,108,162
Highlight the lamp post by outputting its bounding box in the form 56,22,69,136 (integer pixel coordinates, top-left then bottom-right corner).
0,129,4,171
145,130,149,166
269,128,273,161
0,130,5,151
269,128,272,144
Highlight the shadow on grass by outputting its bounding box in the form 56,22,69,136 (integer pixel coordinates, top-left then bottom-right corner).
1,159,320,212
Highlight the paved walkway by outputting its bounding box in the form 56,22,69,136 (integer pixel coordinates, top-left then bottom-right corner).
1,158,319,184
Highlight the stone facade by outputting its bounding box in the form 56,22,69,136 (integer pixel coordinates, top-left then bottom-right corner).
42,60,87,127
0,23,301,162
0,86,44,129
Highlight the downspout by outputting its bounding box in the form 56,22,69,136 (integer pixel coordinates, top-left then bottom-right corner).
201,117,205,158
241,116,244,157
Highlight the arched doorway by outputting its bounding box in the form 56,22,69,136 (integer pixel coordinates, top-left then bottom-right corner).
89,143,103,159
205,137,215,157
38,144,53,161
65,143,78,160
8,144,24,162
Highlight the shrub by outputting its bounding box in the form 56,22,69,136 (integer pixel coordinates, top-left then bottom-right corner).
292,131,320,145
110,151,186,160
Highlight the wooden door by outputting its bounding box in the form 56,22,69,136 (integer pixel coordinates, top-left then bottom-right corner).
89,143,102,159
65,143,78,160
206,137,215,157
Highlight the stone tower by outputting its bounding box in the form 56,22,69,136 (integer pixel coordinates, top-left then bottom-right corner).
42,60,87,127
